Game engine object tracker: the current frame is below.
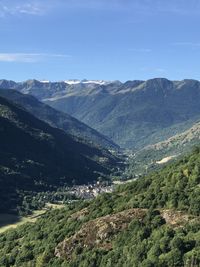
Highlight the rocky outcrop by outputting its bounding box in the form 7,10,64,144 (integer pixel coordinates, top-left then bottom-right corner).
55,208,146,260
160,209,192,227
70,207,89,221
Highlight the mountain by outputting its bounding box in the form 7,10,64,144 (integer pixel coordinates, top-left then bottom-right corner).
43,78,200,149
1,146,200,266
2,78,200,149
126,120,200,177
0,79,117,101
0,95,119,213
0,89,118,150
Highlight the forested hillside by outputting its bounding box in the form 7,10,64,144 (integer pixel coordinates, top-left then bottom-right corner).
2,78,200,149
126,121,200,177
0,89,118,150
1,0,200,266
1,147,200,266
0,95,118,213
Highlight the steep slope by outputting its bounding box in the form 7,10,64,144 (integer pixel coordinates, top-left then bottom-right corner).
0,96,118,213
1,147,200,266
0,89,118,150
2,78,200,149
45,78,200,149
127,120,200,176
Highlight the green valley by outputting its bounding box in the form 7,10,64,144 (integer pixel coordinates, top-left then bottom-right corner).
2,78,200,149
1,1,200,266
0,95,120,215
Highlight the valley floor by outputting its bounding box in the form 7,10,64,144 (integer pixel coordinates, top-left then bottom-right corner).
0,203,65,234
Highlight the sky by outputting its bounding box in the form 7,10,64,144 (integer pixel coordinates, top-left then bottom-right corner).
0,0,200,82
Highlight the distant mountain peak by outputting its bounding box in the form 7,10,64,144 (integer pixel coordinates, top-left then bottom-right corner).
25,79,43,86
145,77,173,87
64,79,110,85
40,80,50,83
0,79,17,88
1,77,200,149
64,79,80,85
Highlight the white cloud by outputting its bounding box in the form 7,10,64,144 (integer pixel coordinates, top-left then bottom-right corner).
1,0,198,18
0,1,45,17
0,53,71,62
16,3,43,15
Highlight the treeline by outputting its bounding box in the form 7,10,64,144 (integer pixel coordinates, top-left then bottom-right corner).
117,146,200,215
17,188,78,216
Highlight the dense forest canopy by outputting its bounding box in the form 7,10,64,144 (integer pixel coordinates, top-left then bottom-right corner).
0,147,200,266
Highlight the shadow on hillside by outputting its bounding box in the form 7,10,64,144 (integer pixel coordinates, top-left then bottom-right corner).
0,213,20,228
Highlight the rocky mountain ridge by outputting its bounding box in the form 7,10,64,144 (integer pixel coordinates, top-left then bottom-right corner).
2,78,200,149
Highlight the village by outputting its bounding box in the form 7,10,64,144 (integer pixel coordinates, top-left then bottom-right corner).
67,178,134,200
67,181,114,199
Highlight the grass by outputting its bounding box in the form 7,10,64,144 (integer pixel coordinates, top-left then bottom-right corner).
45,202,65,209
0,210,46,233
0,203,65,233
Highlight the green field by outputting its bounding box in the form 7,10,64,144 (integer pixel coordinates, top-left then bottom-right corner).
0,210,46,233
0,203,65,233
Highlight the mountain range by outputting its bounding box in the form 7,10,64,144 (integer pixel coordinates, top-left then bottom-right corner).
0,89,118,150
1,77,200,266
1,78,200,149
0,95,118,212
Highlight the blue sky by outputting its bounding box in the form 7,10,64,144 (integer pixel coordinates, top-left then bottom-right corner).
0,0,200,81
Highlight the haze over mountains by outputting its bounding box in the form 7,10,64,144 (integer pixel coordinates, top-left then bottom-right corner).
1,78,200,150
